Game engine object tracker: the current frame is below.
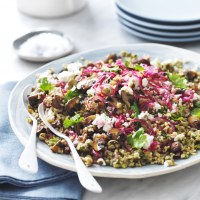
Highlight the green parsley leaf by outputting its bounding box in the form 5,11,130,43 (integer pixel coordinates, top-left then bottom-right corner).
191,108,200,118
168,72,187,89
124,59,144,71
64,86,80,102
134,64,144,71
101,65,121,72
171,106,185,121
63,114,84,128
39,77,55,92
127,127,147,149
124,59,133,69
48,136,59,146
131,102,139,118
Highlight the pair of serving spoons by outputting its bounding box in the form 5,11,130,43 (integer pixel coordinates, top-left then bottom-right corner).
19,85,102,193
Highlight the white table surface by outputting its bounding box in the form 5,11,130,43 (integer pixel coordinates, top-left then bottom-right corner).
2,0,200,199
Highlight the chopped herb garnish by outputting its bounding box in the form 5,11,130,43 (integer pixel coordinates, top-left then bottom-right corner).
131,102,139,118
191,108,200,118
127,127,147,149
124,59,144,71
134,64,144,71
63,113,84,128
101,65,121,72
64,86,80,102
171,106,185,121
39,77,55,92
48,136,60,146
168,72,187,89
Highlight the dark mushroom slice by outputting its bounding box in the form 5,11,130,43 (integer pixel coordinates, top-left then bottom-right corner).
74,123,82,135
104,54,120,63
188,115,200,129
121,90,134,107
28,93,44,107
82,115,96,125
51,95,64,110
187,71,198,81
170,141,181,154
65,97,80,115
108,128,120,139
132,58,150,66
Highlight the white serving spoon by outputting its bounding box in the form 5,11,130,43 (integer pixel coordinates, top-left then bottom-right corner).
38,103,102,193
18,85,38,173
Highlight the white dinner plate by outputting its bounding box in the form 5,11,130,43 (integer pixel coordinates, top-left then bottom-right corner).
119,21,200,43
116,7,200,31
118,17,200,38
8,44,200,178
116,0,200,23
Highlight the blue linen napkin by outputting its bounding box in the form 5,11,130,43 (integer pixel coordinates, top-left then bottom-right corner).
0,82,84,200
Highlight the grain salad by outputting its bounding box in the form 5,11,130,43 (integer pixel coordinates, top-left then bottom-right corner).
27,51,200,168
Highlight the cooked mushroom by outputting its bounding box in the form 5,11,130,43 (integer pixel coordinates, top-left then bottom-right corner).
104,54,119,63
132,58,150,66
187,71,198,81
82,115,96,125
92,133,107,151
108,128,121,139
28,93,44,107
171,141,181,154
65,97,79,115
51,95,64,110
121,90,133,107
74,123,81,135
188,116,200,129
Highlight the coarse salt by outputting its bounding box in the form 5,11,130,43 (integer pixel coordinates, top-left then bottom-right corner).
19,33,71,57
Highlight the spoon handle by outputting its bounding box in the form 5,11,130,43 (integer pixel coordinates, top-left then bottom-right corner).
38,103,102,193
18,118,38,173
63,135,102,193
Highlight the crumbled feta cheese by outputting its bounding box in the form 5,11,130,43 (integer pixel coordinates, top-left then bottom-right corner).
46,109,55,123
77,78,97,89
87,87,96,96
142,78,148,87
174,133,185,141
92,113,113,132
57,71,75,82
154,102,161,111
158,113,162,117
126,113,130,118
119,86,133,95
138,111,154,120
143,134,154,150
67,62,83,74
123,122,129,128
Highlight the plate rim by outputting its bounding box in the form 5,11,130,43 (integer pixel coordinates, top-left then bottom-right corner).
8,43,200,178
116,0,200,24
116,6,200,31
119,21,200,43
118,16,200,38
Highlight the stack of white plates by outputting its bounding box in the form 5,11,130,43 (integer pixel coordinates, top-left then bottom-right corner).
116,0,200,42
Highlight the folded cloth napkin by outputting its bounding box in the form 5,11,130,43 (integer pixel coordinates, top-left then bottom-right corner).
0,82,84,200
